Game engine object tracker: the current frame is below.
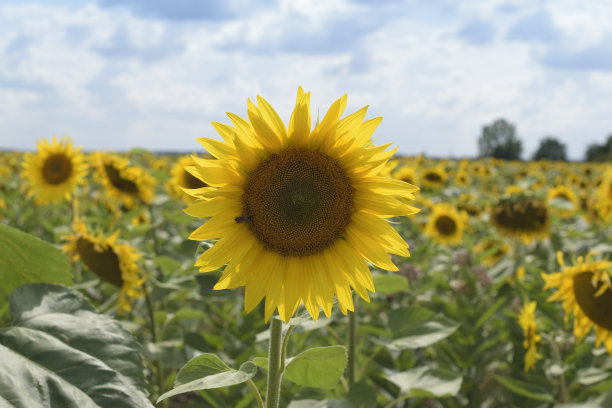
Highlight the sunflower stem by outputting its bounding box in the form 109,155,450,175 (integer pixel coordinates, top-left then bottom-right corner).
265,318,284,408
247,379,265,408
547,334,569,403
348,306,357,387
144,284,164,404
280,325,295,373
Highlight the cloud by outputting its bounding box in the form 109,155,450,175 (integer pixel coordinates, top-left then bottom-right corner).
541,36,612,71
97,0,237,21
456,18,495,45
507,10,559,43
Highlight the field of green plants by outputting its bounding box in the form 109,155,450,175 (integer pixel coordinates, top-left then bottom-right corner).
2,131,612,408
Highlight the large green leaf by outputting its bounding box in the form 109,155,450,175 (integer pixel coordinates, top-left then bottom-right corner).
372,274,409,294
386,306,458,350
157,354,258,402
0,224,72,301
388,366,462,398
0,283,152,408
284,346,347,389
494,375,554,402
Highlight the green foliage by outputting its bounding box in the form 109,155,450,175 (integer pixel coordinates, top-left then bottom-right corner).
0,224,72,302
284,346,347,389
386,306,459,350
0,283,152,408
532,136,567,161
388,366,462,398
478,118,523,160
585,134,612,161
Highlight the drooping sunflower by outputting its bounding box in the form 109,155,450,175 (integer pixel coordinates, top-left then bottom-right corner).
185,87,419,322
517,301,542,372
166,155,208,204
473,238,511,267
94,153,156,209
21,136,87,205
490,196,549,244
63,220,145,314
542,252,612,355
547,185,579,217
421,166,447,190
424,203,466,246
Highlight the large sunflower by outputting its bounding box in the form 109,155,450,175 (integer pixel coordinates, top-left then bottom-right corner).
490,196,549,244
166,155,208,204
424,203,466,246
542,252,612,355
21,136,87,205
185,87,419,322
63,220,145,314
95,153,156,209
547,185,579,217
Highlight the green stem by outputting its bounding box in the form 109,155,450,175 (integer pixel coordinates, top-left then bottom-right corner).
247,379,265,408
144,284,164,402
357,345,384,381
265,318,284,408
280,325,295,373
384,394,412,408
348,308,357,387
547,335,569,403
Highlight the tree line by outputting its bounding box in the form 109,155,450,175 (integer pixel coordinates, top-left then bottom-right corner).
477,118,612,162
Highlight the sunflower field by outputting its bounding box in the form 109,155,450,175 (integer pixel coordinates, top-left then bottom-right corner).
2,90,612,408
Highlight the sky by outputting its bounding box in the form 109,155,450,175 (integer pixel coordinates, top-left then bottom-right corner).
1,0,612,160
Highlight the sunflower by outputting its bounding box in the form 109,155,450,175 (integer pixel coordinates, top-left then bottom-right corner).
473,238,510,267
424,203,466,246
547,185,579,217
517,301,542,372
21,136,87,205
63,220,145,314
542,252,612,355
490,196,549,244
95,153,156,209
421,166,447,190
394,165,420,188
167,155,208,204
185,87,419,322
454,169,470,187
593,169,612,223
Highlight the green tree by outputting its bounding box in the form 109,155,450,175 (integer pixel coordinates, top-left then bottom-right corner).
532,136,567,161
585,135,612,162
478,118,522,160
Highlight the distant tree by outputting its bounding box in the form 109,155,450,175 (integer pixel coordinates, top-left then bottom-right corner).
478,118,522,160
585,135,612,162
532,136,567,161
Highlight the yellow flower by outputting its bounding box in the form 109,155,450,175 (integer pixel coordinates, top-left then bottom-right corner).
454,169,471,187
185,87,419,322
21,136,87,205
166,155,208,204
517,301,542,372
543,252,612,355
94,153,156,209
547,185,579,217
424,203,466,246
490,196,549,244
473,238,511,267
421,166,447,190
394,165,420,188
63,220,145,314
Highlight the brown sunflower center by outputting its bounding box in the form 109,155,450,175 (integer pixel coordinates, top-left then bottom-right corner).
183,169,207,190
491,198,548,232
241,148,354,257
104,163,139,194
573,271,612,331
434,215,457,236
42,153,72,185
425,172,442,182
76,237,123,287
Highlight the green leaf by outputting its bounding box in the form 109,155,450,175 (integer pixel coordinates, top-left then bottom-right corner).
372,274,409,294
386,306,458,349
284,346,347,389
169,307,207,324
253,357,268,370
0,283,152,408
494,375,554,402
0,224,72,301
388,366,462,398
157,356,257,402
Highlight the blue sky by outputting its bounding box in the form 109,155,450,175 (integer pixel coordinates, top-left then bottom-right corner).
1,0,612,160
